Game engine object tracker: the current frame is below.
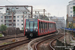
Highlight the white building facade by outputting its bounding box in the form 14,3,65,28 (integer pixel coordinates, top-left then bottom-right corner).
67,0,75,17
0,13,4,26
15,14,29,30
0,6,30,30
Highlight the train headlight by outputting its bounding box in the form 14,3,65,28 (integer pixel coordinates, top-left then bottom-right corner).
26,29,27,32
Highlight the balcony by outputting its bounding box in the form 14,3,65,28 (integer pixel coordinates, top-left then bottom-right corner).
6,26,16,27
6,24,16,27
5,18,16,20
5,22,16,24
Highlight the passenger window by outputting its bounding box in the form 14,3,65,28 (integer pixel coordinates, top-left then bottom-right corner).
45,23,46,30
26,21,29,29
43,22,44,32
39,22,41,32
48,23,49,30
34,21,37,29
41,22,43,33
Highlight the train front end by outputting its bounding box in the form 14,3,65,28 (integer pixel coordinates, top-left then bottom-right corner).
24,19,38,38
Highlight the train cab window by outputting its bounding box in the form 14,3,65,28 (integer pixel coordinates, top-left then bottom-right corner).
30,22,33,29
26,22,29,29
34,22,37,29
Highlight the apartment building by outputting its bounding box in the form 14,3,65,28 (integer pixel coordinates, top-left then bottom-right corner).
67,0,75,28
0,6,30,30
67,0,75,17
0,13,4,25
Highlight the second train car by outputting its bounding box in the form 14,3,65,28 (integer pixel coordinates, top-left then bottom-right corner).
24,19,57,38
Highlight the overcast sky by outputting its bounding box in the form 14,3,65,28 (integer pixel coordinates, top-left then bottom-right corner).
0,0,72,19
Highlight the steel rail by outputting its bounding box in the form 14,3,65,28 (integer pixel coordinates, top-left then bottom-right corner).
49,35,64,50
34,34,61,50
0,39,30,50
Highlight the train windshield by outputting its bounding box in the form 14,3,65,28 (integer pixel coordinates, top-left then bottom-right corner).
34,22,37,29
26,22,29,29
30,22,33,29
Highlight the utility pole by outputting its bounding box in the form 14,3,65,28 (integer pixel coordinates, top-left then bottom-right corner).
48,13,50,17
23,12,24,30
43,9,46,17
48,13,50,21
64,26,66,46
31,6,33,18
35,11,40,19
12,12,13,27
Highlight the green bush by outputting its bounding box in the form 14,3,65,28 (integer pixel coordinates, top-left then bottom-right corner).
0,33,3,37
0,24,7,32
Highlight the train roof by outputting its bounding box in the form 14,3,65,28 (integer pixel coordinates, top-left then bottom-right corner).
38,19,56,23
25,18,56,23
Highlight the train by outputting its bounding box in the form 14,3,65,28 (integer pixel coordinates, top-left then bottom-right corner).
24,19,57,38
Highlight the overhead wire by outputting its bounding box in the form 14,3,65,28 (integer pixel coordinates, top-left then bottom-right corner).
6,0,14,4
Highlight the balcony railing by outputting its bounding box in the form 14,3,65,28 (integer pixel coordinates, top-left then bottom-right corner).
5,22,16,24
5,18,16,20
6,26,16,27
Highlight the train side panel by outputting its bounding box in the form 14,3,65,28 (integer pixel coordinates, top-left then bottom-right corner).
38,19,56,36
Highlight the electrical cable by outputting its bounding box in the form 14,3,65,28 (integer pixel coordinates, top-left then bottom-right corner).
6,0,14,4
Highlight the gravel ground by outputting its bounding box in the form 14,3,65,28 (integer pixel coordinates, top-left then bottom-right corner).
37,35,64,50
0,36,27,46
11,43,28,50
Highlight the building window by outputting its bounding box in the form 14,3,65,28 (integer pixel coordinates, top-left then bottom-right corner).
22,20,23,22
71,15,72,17
70,7,72,9
17,20,19,22
17,24,19,26
22,16,23,18
1,16,3,18
1,20,3,22
22,24,23,25
25,16,26,18
17,16,19,18
73,3,75,5
70,11,72,13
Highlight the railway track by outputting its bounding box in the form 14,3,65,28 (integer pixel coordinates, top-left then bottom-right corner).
34,34,63,50
0,36,25,40
0,39,30,50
